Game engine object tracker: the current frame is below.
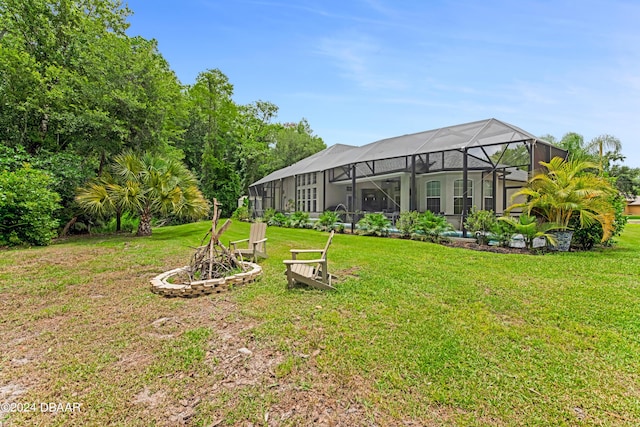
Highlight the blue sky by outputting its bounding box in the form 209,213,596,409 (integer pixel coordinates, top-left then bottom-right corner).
125,0,640,167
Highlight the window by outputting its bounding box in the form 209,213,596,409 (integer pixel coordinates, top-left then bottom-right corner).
296,174,318,212
454,179,473,215
483,180,494,211
426,181,441,213
313,188,317,212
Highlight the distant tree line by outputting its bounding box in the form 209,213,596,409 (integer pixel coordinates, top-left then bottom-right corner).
0,0,325,245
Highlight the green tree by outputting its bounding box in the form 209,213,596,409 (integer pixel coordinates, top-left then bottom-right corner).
557,132,590,161
236,100,278,189
181,69,242,216
586,134,623,170
267,119,326,173
76,151,210,236
0,0,132,154
609,165,640,198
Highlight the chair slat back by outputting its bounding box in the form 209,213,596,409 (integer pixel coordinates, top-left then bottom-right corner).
249,222,267,251
320,230,334,261
312,231,334,280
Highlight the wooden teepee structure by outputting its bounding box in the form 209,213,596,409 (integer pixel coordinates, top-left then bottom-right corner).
188,199,246,281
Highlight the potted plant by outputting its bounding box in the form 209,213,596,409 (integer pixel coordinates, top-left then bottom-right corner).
507,157,616,251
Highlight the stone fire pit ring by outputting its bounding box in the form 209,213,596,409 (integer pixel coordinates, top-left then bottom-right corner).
150,261,262,298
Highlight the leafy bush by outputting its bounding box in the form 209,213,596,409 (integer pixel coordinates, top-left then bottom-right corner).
356,212,392,237
267,212,288,227
0,166,61,246
412,211,453,242
263,208,276,224
232,205,250,221
396,211,419,238
571,192,628,250
492,220,515,247
288,211,310,228
314,211,340,232
464,207,497,245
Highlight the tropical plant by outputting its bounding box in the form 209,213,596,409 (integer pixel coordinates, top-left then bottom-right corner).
507,157,617,243
412,211,454,243
396,211,419,238
498,214,558,250
76,151,210,236
288,211,310,229
464,207,497,245
356,213,392,237
314,211,340,232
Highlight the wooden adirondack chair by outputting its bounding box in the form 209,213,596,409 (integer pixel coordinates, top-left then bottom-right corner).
229,222,268,262
284,231,335,290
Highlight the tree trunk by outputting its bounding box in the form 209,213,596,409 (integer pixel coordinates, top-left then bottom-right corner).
60,216,77,237
116,210,122,232
136,209,152,236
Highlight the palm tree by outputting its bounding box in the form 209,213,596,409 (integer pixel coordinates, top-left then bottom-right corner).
506,157,617,249
587,134,623,170
77,151,210,236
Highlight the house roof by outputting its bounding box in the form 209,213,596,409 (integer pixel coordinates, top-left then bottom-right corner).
252,118,550,186
628,196,640,206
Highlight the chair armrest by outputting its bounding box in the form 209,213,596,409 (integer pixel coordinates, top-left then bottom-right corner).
290,249,322,254
283,258,325,265
229,238,249,245
253,238,268,244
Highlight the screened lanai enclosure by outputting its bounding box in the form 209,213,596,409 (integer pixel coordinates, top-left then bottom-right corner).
249,118,567,231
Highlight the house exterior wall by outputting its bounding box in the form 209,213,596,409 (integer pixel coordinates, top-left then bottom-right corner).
626,202,640,215
413,171,521,214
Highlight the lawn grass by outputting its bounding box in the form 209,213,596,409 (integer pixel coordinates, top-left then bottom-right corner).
1,222,639,426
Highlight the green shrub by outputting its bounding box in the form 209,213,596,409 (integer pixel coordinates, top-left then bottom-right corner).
314,211,340,232
231,205,250,221
492,220,515,247
464,207,497,245
0,166,61,246
263,208,277,223
396,211,419,238
412,211,454,242
571,192,628,250
289,211,310,228
357,212,392,237
267,212,288,227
